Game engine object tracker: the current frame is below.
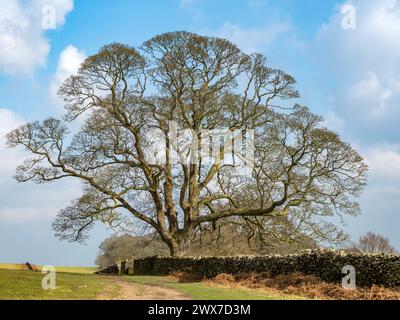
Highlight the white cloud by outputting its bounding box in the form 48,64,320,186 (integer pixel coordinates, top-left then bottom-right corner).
0,182,80,224
0,108,25,175
0,0,74,74
314,0,400,124
348,71,400,119
0,108,24,136
323,110,344,132
37,0,74,26
349,143,400,247
316,0,400,71
363,144,400,181
310,1,400,247
322,110,344,132
213,21,291,53
50,45,86,104
0,108,80,224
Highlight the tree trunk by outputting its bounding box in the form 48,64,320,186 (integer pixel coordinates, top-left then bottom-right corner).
168,235,192,257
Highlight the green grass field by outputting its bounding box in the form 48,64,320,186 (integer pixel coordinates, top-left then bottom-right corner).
0,268,111,300
0,264,304,300
124,275,304,300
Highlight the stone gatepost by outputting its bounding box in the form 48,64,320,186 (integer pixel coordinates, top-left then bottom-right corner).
118,260,127,275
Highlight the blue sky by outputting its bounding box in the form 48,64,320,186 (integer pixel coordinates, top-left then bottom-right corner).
1,0,400,266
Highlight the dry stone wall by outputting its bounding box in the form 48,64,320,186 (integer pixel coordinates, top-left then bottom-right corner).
131,250,400,287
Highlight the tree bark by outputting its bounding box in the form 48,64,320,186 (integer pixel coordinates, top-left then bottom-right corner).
167,234,192,257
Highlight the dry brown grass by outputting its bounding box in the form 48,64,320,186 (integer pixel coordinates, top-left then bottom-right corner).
169,271,204,283
209,272,400,300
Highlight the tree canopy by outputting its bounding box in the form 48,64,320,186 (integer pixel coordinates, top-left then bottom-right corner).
7,31,368,256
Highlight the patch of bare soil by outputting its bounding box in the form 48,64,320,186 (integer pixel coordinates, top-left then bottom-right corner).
96,277,190,300
208,272,400,300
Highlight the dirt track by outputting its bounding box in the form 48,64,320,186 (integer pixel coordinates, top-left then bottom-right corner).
96,277,190,300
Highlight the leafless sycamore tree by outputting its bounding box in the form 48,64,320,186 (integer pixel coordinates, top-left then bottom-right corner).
350,232,397,254
7,32,368,256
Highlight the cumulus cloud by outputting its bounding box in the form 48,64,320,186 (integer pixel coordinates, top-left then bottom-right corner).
50,45,86,105
313,0,400,142
0,0,74,74
349,144,400,245
315,0,400,74
213,21,291,54
309,1,400,246
363,144,400,182
347,71,400,120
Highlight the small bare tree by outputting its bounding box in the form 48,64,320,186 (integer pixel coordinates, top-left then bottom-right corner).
351,232,397,254
95,234,169,267
7,32,368,256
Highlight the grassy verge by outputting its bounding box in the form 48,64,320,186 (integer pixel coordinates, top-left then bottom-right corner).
125,275,305,300
0,269,107,300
